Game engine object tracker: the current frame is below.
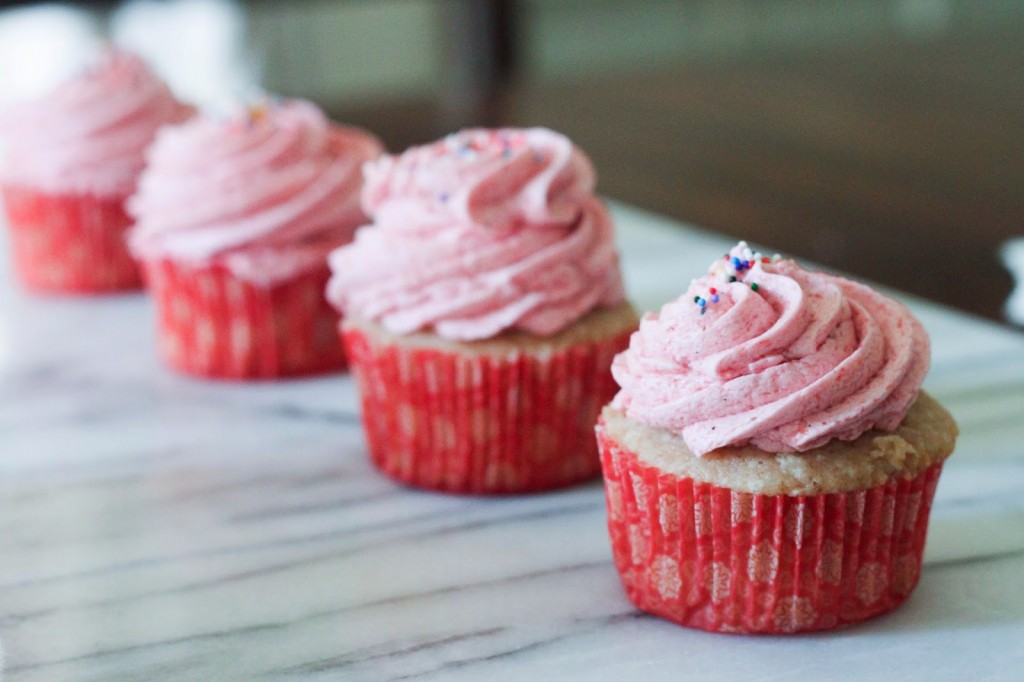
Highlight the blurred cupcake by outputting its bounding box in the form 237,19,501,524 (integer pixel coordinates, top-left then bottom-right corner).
0,50,192,293
327,128,639,494
129,99,383,379
598,242,957,633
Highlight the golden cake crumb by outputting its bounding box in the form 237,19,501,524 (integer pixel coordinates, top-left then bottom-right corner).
602,391,957,495
343,301,639,355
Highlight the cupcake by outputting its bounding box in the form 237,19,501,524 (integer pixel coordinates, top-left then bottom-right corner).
327,128,639,494
0,50,192,293
598,242,957,633
128,99,383,379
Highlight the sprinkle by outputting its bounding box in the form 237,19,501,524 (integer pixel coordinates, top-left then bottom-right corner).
533,152,545,164
438,191,449,202
750,282,760,292
694,284,725,313
246,102,269,126
710,241,784,285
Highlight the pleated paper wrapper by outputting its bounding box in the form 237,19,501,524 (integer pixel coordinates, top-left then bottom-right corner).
343,323,633,494
1,186,141,293
142,259,344,380
597,419,943,634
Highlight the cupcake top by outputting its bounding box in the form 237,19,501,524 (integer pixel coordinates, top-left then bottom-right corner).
128,99,384,283
0,50,193,197
611,242,930,456
325,127,625,340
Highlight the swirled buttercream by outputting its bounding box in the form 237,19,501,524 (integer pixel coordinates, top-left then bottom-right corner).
0,50,193,196
128,99,383,283
325,128,625,340
611,242,930,455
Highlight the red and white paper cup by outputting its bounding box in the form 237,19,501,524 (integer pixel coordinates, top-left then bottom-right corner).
597,419,943,634
141,259,344,380
343,321,634,494
2,186,141,293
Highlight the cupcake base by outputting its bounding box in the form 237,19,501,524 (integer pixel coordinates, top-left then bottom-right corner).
141,259,344,380
2,186,141,293
342,303,638,494
597,417,945,634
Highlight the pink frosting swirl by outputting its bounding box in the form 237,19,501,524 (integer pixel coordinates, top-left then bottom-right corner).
128,99,383,283
325,128,625,340
0,50,193,197
612,243,930,455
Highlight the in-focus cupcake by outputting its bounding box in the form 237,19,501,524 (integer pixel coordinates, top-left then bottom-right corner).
129,99,383,380
0,50,192,293
598,242,957,633
327,128,639,494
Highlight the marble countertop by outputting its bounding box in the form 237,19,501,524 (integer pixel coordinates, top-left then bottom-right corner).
2,204,1023,681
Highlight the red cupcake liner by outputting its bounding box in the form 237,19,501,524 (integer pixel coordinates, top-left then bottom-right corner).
141,259,344,380
597,419,944,634
1,185,141,293
342,323,634,494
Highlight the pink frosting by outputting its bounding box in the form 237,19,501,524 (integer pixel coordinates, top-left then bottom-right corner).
128,99,384,284
612,242,930,455
325,128,625,340
0,50,193,197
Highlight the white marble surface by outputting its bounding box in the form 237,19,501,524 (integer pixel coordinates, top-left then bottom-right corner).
2,203,1024,681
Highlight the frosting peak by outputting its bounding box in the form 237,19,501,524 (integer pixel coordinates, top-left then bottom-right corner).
361,129,594,234
128,99,383,283
612,242,930,455
0,50,193,196
326,127,625,340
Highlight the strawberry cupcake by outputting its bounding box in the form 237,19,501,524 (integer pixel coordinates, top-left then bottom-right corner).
0,50,192,293
327,128,639,494
598,242,957,633
129,99,383,379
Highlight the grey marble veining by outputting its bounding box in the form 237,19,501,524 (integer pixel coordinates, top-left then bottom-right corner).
1,203,1023,681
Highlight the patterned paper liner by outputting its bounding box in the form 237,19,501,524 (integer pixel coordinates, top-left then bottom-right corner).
141,259,344,380
343,323,634,494
597,419,944,634
1,185,141,293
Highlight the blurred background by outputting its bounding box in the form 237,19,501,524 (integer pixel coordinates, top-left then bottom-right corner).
1,0,1022,327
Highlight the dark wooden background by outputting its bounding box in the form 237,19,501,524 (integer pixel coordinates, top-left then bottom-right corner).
333,19,1023,329
2,0,1018,327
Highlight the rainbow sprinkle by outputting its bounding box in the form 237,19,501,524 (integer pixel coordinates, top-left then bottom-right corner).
442,130,529,160
246,102,269,127
694,285,724,315
709,242,781,285
696,242,782,314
